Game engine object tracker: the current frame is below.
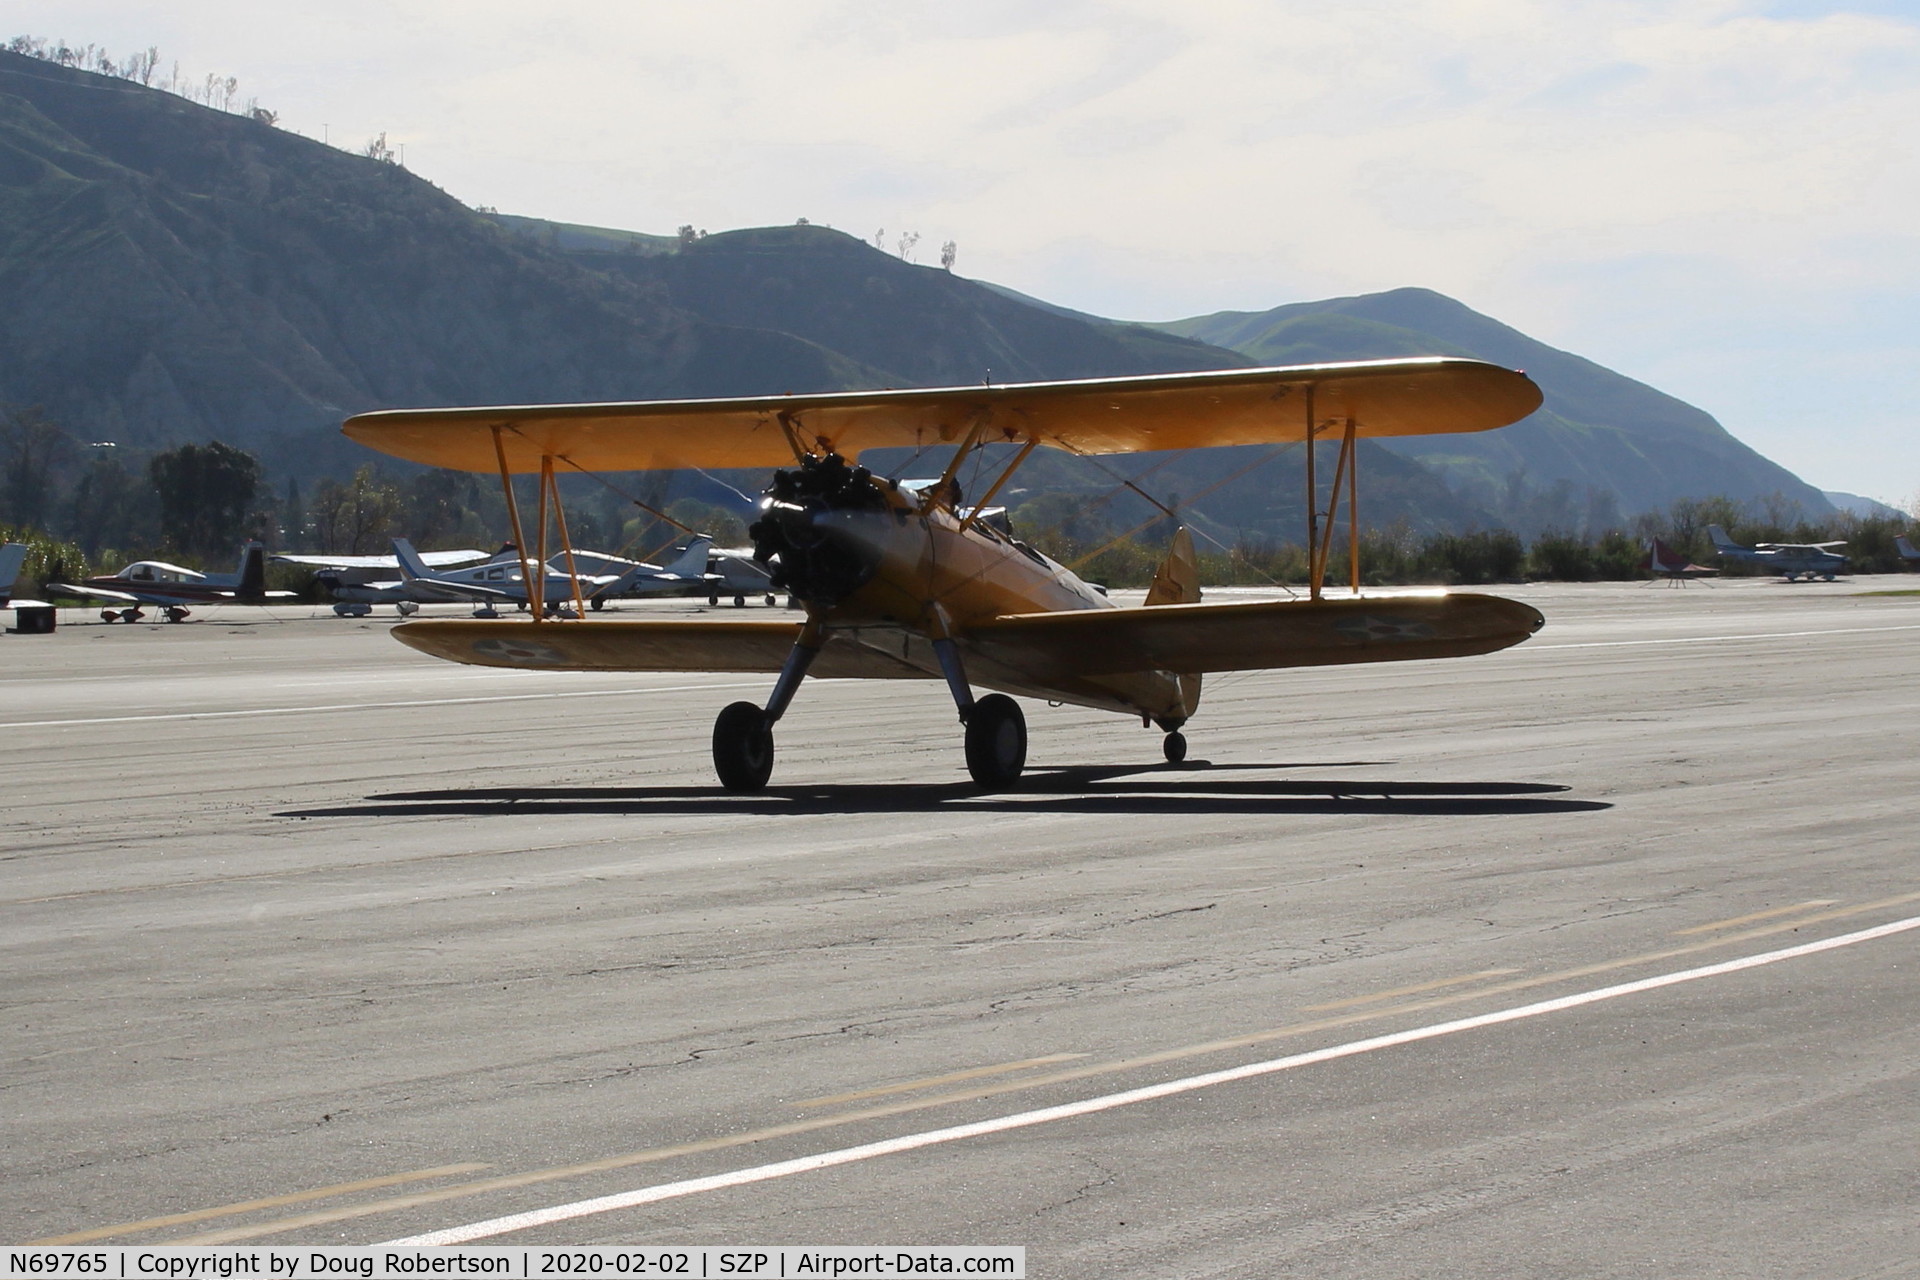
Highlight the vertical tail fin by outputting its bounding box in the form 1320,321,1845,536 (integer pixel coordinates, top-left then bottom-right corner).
392,538,434,582
0,542,28,607
236,541,267,598
659,535,714,579
1145,527,1201,607
1706,525,1739,552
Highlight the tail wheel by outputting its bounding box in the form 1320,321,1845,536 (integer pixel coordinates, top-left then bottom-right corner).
1163,730,1188,764
964,694,1026,789
713,701,775,792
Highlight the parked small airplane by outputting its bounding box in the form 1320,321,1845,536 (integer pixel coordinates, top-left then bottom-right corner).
704,546,782,607
51,542,295,622
389,536,715,615
1643,538,1718,586
345,357,1548,790
1707,525,1848,581
277,545,519,616
1897,535,1920,565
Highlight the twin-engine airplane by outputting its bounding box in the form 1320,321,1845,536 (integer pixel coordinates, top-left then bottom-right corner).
344,358,1547,790
51,542,295,622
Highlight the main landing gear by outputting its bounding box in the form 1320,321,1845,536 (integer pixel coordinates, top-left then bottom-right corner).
710,619,1030,792
1162,730,1188,764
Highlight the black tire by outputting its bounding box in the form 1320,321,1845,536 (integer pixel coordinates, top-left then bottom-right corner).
964,694,1027,789
733,594,746,607
713,701,775,791
1163,730,1188,764
708,595,719,606
165,608,187,623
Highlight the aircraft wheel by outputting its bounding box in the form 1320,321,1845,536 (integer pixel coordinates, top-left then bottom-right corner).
708,594,720,607
165,607,188,623
123,609,144,623
733,594,746,607
590,596,605,611
764,593,777,606
1163,730,1188,764
964,694,1026,789
101,610,117,623
713,701,775,792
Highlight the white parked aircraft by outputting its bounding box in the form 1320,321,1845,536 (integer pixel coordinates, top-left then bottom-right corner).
1707,525,1848,581
388,536,715,616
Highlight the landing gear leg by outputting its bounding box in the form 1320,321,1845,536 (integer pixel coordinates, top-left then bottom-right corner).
934,636,1026,789
712,616,823,792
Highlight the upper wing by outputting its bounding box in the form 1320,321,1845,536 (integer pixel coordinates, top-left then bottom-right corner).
391,618,932,679
343,358,1542,474
960,592,1544,677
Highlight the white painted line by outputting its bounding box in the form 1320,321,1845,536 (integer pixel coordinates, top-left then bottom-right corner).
384,913,1920,1246
0,679,841,729
1525,623,1920,652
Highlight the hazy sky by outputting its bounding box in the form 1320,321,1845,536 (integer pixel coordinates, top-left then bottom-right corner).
24,0,1920,503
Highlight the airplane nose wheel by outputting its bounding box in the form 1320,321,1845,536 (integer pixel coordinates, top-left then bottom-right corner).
713,701,775,792
1162,730,1188,764
964,693,1026,789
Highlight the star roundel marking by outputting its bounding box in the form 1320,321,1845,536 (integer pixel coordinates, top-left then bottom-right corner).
471,635,568,666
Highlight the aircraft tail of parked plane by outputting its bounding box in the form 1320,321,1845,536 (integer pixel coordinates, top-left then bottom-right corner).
0,542,28,607
1897,535,1920,563
1644,538,1717,585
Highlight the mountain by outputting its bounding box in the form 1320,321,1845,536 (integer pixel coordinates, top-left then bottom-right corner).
0,48,1831,540
1155,290,1831,519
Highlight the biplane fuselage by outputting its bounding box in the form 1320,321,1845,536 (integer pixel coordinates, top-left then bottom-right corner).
764,476,1198,726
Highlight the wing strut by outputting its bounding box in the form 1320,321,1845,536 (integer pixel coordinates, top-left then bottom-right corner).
492,426,543,622
1300,388,1361,600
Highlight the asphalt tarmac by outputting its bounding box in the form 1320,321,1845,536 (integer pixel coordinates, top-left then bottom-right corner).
4,578,1918,1276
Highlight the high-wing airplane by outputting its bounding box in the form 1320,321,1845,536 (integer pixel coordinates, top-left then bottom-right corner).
50,541,296,622
388,536,714,615
343,358,1548,790
1707,525,1848,581
1644,538,1718,585
276,544,518,616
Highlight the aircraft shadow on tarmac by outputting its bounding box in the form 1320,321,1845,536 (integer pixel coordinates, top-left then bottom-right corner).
280,763,1610,819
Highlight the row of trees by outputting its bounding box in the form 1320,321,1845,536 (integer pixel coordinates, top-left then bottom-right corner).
6,34,274,121
4,407,1916,594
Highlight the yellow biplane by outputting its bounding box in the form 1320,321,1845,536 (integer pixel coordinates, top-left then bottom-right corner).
344,358,1546,790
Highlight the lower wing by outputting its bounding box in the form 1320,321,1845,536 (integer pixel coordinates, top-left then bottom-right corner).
392,618,931,679
962,592,1543,677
